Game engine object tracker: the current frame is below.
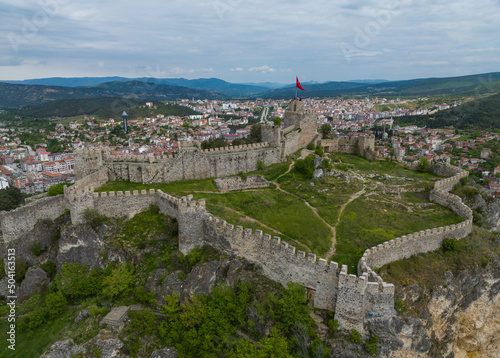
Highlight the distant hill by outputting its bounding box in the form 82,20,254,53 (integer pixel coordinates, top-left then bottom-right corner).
4,77,269,97
396,93,500,129
257,72,500,98
257,81,367,98
8,97,200,119
0,81,224,109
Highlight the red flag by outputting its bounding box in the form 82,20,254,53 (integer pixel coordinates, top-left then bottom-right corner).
296,77,306,91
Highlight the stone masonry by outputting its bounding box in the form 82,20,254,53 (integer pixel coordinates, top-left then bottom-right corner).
0,103,472,332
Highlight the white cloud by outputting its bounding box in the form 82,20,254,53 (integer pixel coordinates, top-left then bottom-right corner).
248,66,276,73
231,67,243,72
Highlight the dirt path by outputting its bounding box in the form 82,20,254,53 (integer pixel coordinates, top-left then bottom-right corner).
324,187,365,261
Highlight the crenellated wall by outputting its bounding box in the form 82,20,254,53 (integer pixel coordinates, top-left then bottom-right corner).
0,195,67,243
358,163,473,282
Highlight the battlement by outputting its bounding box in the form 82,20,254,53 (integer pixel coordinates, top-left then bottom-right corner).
202,142,269,153
358,162,473,277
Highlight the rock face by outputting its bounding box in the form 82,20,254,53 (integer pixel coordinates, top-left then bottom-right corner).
41,339,85,358
18,267,49,301
313,168,324,180
56,224,104,270
388,258,500,358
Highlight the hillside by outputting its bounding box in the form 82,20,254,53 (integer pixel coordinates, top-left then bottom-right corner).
258,72,500,98
8,97,200,120
0,81,224,109
3,77,268,97
396,93,500,129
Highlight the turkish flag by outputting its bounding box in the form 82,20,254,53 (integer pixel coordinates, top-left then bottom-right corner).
296,77,306,91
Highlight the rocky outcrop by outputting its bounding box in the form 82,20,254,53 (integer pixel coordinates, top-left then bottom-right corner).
41,339,85,358
389,258,500,357
18,267,49,301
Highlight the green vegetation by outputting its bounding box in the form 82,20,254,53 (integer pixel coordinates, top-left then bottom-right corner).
47,182,73,196
83,208,108,230
111,205,176,251
195,189,332,255
396,92,500,129
377,227,498,289
0,187,24,211
333,196,464,269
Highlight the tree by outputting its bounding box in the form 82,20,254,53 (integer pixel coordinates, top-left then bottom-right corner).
102,263,136,299
273,117,282,127
417,157,430,172
320,124,332,139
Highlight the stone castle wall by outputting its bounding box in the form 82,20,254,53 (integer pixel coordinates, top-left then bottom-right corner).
214,175,270,192
358,163,472,281
104,144,281,184
0,195,66,243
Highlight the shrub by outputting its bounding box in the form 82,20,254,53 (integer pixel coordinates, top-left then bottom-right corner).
365,334,379,356
273,117,282,126
394,298,409,314
102,263,135,299
128,309,158,335
30,242,46,256
41,261,57,280
328,318,339,334
45,291,67,319
306,143,315,150
15,258,28,283
347,329,362,344
47,182,73,196
294,155,315,178
257,159,264,170
442,238,459,252
83,208,107,230
314,145,324,157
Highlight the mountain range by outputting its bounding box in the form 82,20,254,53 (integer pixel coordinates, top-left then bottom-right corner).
1,72,499,110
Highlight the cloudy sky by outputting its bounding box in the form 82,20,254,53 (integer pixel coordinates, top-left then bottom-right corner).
1,0,499,83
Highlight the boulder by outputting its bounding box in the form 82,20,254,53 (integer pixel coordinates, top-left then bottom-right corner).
145,269,183,307
74,309,90,323
41,339,85,358
182,260,226,300
313,168,324,180
19,267,49,301
57,224,104,270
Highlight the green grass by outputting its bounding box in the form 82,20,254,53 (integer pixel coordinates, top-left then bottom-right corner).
333,153,440,181
97,178,217,197
331,196,465,270
111,206,177,251
0,305,80,358
192,189,332,255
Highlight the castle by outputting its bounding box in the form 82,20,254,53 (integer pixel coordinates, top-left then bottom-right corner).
0,101,473,331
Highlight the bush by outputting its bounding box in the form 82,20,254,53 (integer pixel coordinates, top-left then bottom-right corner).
394,298,409,314
30,242,46,256
128,309,158,335
101,263,135,299
328,319,339,334
41,261,57,280
47,182,73,196
306,143,315,150
314,145,324,157
365,334,379,356
442,238,459,252
294,155,315,178
15,258,28,283
257,159,264,170
83,208,108,230
347,329,362,344
55,262,107,300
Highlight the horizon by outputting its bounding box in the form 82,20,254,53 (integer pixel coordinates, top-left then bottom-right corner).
1,1,499,82
2,70,499,86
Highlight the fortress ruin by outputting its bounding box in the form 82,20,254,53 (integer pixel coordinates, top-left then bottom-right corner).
0,101,473,331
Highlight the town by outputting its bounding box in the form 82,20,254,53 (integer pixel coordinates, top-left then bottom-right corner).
0,97,499,197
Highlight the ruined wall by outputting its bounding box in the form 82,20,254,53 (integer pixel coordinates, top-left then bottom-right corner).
214,175,269,192
320,135,375,159
105,144,280,184
200,214,395,331
358,163,473,281
0,196,67,243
